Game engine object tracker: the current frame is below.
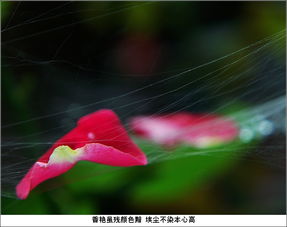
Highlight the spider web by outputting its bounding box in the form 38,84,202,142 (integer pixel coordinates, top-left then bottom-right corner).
1,2,286,203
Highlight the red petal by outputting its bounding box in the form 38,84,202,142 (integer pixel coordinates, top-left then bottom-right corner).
16,110,147,199
40,109,146,163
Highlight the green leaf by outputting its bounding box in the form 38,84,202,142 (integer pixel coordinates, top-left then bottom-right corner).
130,138,256,203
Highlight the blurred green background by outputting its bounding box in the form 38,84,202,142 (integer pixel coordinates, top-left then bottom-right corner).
1,1,286,214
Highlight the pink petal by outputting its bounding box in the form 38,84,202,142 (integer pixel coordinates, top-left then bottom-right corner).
16,143,146,200
130,112,239,148
80,143,147,166
16,161,74,200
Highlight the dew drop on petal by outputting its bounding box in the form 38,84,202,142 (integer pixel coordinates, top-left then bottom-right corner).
37,162,48,168
88,132,96,140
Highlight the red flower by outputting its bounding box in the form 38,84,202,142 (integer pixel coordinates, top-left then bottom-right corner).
16,110,147,200
130,112,239,148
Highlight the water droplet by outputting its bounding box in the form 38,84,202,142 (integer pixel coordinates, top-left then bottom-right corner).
257,120,274,136
88,132,95,139
239,128,254,142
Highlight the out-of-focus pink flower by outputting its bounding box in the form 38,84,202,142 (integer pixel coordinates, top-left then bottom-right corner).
16,110,147,200
130,112,239,148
